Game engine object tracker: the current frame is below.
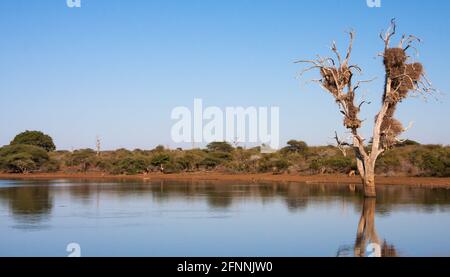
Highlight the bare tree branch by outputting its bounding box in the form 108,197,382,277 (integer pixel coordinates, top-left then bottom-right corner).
380,18,397,49
331,41,342,65
354,77,377,91
344,31,355,65
334,131,352,157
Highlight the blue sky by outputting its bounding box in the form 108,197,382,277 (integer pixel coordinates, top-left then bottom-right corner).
0,0,449,150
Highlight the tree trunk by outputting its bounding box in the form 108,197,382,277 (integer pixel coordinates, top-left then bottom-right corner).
363,161,376,198
355,156,377,198
352,135,377,198
363,174,376,198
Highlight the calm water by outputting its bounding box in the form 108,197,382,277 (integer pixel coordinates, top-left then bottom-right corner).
0,179,450,257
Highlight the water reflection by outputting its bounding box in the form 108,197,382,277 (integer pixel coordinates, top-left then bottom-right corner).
0,179,450,256
335,197,398,257
0,186,52,221
353,198,398,257
1,179,450,218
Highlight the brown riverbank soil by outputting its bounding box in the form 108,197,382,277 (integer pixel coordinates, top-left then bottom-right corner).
1,172,450,188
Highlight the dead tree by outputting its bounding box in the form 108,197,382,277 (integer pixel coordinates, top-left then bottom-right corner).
96,136,101,157
297,20,434,197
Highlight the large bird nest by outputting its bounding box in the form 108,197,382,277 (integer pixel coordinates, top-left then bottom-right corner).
343,97,362,129
384,48,407,72
320,65,352,96
380,116,404,149
383,48,424,104
319,65,361,129
381,117,403,135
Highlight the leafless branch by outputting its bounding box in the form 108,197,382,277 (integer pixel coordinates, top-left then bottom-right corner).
298,65,322,77
349,65,362,74
334,131,351,157
380,18,397,49
344,31,355,65
331,41,342,65
358,100,371,109
354,77,377,91
400,35,421,51
403,121,414,132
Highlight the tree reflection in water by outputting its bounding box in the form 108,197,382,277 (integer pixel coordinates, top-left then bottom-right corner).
0,185,53,228
354,198,380,256
1,179,449,254
338,198,398,257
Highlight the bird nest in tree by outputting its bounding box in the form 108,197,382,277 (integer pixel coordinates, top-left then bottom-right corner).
378,103,405,149
406,62,423,80
384,48,424,104
381,117,403,135
381,48,424,147
384,48,407,71
343,99,362,129
380,114,404,149
320,65,352,96
344,118,362,129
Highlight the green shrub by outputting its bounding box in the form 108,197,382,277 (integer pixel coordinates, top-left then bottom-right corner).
66,149,97,172
151,153,170,167
419,152,450,177
174,155,196,171
96,158,114,173
309,156,353,174
0,144,49,173
281,140,308,155
41,159,60,172
408,146,450,177
162,161,183,174
200,156,223,168
376,152,401,174
10,130,56,152
112,157,148,175
208,151,232,161
257,156,290,173
206,141,234,153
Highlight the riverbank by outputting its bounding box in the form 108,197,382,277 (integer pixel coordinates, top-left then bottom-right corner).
1,172,450,188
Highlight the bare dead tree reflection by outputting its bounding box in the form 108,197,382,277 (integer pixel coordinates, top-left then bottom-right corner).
353,198,398,257
354,198,380,256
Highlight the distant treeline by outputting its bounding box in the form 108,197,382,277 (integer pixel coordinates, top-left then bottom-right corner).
0,131,449,177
